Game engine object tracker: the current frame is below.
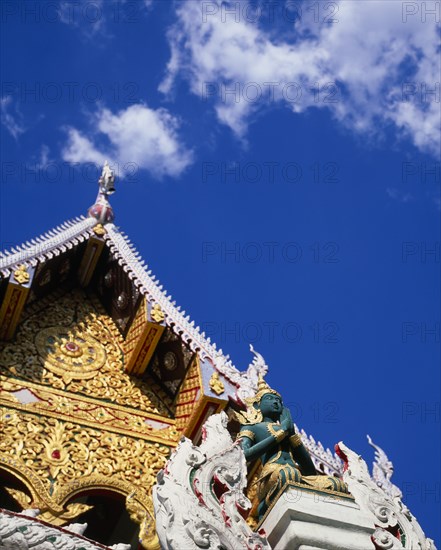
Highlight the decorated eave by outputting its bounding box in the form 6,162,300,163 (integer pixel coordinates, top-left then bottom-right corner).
0,162,345,476
0,217,97,341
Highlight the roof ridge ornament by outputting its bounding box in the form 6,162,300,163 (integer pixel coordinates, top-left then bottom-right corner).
88,161,115,224
367,435,403,501
99,160,116,196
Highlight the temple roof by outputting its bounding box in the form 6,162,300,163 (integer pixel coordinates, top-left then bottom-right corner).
0,164,344,475
0,212,255,404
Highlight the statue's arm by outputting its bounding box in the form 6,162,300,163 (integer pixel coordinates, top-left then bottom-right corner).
280,408,316,475
290,436,316,475
238,427,287,462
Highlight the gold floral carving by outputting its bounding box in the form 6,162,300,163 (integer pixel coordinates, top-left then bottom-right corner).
0,289,170,417
174,356,202,431
150,303,165,324
234,407,263,425
13,265,30,285
209,372,225,395
0,288,187,547
0,377,179,444
0,408,170,544
127,493,160,550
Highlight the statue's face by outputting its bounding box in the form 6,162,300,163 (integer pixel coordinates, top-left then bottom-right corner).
259,393,283,418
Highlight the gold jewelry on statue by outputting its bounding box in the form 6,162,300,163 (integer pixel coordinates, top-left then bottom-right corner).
267,423,286,442
234,407,263,425
289,433,302,448
237,429,255,442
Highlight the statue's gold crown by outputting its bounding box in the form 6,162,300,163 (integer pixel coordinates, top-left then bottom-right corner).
252,374,281,403
235,375,282,425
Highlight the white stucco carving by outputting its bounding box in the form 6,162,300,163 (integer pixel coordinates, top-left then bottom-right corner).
0,510,106,550
367,435,403,502
337,441,436,550
153,412,270,550
153,409,437,550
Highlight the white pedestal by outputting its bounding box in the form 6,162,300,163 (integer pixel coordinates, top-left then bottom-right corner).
260,485,376,550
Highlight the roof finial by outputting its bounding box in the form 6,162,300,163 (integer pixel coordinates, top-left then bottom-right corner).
88,161,115,224
99,160,115,196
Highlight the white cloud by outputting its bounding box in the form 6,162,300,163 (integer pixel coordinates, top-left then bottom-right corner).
62,104,193,179
1,96,26,140
386,187,413,203
63,128,108,166
32,144,55,170
162,0,440,155
58,0,106,36
58,0,153,39
39,144,51,167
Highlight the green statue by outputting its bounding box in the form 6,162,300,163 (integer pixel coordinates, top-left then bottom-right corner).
236,376,348,520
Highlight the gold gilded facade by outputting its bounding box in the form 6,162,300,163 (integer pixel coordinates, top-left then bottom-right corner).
0,169,235,548
1,289,170,416
0,409,168,548
0,287,183,548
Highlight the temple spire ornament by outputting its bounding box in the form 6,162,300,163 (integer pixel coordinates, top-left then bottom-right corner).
88,161,115,224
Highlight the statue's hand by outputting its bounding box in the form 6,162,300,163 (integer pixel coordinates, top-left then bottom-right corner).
280,407,294,434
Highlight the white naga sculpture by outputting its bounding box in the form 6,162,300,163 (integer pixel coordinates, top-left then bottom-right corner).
153,412,270,550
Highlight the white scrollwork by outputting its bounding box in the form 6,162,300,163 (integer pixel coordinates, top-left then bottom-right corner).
153,412,270,550
371,528,403,549
244,345,269,386
337,441,437,550
367,435,403,502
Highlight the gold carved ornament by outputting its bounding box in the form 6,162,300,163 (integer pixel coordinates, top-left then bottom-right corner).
0,289,170,416
3,382,179,444
150,303,165,324
0,289,182,548
0,410,170,548
290,433,302,448
35,327,106,384
92,223,106,236
13,265,30,285
209,372,225,395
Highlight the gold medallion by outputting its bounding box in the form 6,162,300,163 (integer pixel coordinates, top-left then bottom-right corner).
35,327,106,383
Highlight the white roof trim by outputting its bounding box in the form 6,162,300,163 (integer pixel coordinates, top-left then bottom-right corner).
0,217,96,275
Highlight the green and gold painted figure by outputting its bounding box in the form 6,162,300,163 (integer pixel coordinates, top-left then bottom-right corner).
236,376,348,519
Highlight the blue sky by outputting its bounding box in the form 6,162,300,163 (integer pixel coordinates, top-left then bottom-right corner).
1,0,440,543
